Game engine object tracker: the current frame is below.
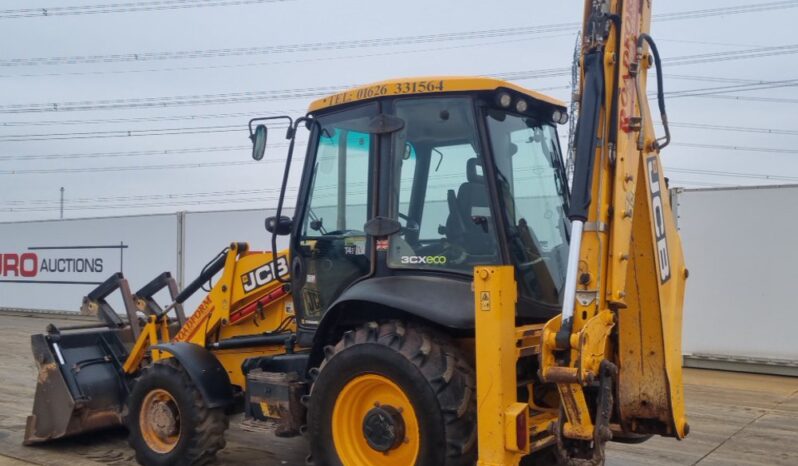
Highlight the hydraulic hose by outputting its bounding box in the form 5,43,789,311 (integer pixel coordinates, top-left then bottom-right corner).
636,33,671,151
174,248,228,304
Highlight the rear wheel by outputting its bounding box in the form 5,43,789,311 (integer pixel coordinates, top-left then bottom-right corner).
307,321,476,466
126,359,229,466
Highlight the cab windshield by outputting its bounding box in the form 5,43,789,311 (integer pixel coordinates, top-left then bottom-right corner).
486,108,570,306
388,97,500,273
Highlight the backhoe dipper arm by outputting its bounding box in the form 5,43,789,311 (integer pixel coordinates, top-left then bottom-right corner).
542,0,689,453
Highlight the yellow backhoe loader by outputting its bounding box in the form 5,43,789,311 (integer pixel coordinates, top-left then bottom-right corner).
24,0,687,464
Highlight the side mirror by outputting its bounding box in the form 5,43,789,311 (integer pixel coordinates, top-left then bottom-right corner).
250,124,268,161
265,215,292,236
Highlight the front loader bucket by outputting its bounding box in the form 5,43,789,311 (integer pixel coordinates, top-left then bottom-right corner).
24,327,130,444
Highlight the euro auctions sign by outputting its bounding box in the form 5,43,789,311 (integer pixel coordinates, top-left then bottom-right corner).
0,244,125,285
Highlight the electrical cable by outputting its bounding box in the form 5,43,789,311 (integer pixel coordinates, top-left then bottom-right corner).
3,1,795,65
0,0,292,19
3,44,797,116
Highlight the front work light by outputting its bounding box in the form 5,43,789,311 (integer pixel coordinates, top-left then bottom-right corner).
497,92,512,108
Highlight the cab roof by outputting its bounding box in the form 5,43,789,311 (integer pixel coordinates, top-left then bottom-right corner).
307,76,566,113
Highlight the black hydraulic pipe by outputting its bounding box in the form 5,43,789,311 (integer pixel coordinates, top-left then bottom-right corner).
207,332,292,350
637,33,671,150
174,251,227,304
568,50,606,222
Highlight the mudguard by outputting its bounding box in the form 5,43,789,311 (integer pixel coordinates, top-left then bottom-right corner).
152,342,234,409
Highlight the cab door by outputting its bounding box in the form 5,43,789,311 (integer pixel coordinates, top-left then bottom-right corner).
291,103,378,328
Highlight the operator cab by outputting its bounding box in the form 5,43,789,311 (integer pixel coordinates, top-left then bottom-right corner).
251,77,571,338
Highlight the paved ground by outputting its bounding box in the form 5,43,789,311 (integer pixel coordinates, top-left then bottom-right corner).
0,311,795,465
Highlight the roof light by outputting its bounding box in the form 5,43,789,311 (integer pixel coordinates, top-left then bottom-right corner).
552,110,569,125
496,92,512,108
515,99,528,113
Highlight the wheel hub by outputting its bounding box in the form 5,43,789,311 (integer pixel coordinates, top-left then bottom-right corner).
362,405,405,452
149,399,179,437
139,388,181,454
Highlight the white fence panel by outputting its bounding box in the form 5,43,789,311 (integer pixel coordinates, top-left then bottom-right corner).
0,214,177,313
678,185,798,363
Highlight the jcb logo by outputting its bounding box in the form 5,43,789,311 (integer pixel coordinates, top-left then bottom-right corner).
241,256,289,293
400,255,447,265
647,156,671,283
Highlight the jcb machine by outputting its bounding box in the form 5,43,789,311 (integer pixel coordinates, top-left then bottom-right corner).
24,0,687,464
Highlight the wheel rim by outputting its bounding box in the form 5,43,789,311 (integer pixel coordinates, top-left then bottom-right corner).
139,388,181,454
332,374,420,466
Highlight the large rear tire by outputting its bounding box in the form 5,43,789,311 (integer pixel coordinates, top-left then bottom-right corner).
126,359,229,466
307,321,476,466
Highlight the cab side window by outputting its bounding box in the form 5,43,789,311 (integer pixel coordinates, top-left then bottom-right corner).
295,106,375,323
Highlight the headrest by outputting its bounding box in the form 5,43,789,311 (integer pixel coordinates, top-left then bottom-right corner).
466,158,484,183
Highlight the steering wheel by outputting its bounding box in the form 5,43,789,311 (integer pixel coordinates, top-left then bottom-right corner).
397,212,420,235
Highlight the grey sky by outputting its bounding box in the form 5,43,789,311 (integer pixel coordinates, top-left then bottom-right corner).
1,0,797,221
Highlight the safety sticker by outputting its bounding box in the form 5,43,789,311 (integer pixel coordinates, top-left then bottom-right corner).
480,291,491,311
344,238,366,256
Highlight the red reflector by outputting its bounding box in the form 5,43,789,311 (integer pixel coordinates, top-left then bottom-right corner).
516,411,528,451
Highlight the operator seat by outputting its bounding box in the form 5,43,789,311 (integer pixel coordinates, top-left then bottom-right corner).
446,158,494,255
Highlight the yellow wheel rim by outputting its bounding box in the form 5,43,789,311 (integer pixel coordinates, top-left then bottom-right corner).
332,374,420,466
139,388,181,454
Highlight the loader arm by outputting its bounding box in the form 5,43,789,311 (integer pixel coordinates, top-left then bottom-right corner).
541,0,688,444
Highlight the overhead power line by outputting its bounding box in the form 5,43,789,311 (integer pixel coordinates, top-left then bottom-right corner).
653,1,798,22
0,109,304,127
667,74,768,85
0,186,297,206
665,78,798,99
0,156,306,175
670,143,798,154
0,196,297,213
3,44,796,116
665,44,798,66
668,167,798,182
3,162,794,213
0,85,345,114
0,145,250,161
666,122,798,136
0,81,793,146
3,1,797,66
690,94,798,104
0,34,576,80
0,123,252,141
0,0,291,19
4,137,798,176
0,26,579,67
0,74,763,129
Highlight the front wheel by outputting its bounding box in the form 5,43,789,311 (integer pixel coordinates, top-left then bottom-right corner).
307,321,476,466
125,359,229,466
